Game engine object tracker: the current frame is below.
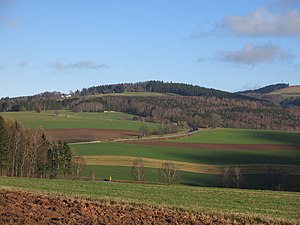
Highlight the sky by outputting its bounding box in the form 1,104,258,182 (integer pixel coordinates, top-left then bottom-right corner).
0,0,300,97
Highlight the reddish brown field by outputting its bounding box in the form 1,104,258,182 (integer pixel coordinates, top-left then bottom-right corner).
133,141,300,151
0,189,251,225
44,128,139,142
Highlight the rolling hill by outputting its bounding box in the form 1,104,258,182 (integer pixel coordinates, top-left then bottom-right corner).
1,81,300,132
238,83,300,106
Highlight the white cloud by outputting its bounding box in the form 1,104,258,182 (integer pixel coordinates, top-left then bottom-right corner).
193,1,300,38
50,61,108,71
217,43,295,65
224,7,300,37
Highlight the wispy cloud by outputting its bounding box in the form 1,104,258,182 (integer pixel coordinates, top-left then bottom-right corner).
193,1,300,38
49,61,108,71
217,43,295,66
223,7,300,37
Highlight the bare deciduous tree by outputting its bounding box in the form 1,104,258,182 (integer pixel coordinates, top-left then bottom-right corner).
131,158,145,181
232,167,243,189
267,168,289,191
159,162,177,185
90,169,96,181
221,167,231,188
72,154,86,179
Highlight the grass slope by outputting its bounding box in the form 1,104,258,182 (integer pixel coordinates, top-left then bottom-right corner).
269,85,300,96
175,128,300,145
82,165,300,190
72,142,300,165
0,176,299,223
0,110,158,131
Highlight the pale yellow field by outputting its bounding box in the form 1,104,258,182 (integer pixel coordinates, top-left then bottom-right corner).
83,155,300,175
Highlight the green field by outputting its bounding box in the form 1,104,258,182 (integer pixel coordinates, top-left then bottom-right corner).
82,165,300,190
2,111,299,191
71,128,300,190
0,110,158,131
175,128,300,145
82,165,221,186
72,142,300,165
0,176,299,223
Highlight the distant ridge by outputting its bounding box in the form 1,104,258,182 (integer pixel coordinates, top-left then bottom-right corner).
1,80,299,131
238,83,289,94
80,80,256,100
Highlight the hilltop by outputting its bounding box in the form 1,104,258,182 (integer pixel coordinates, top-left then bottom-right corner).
238,83,300,106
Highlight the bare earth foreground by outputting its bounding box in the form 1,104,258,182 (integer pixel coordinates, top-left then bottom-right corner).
1,189,266,225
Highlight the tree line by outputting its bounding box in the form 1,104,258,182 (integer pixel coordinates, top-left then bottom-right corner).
0,116,85,178
130,158,291,190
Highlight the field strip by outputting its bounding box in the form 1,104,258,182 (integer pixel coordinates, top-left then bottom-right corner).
132,141,300,150
82,155,300,175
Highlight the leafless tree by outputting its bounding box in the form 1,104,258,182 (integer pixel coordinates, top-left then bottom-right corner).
90,169,96,181
221,167,231,188
232,167,243,188
267,168,289,191
131,158,145,181
159,162,178,185
72,154,86,179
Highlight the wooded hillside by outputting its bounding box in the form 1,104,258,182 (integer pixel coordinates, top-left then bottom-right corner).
1,81,300,131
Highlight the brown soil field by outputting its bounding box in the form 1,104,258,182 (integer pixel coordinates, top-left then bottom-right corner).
0,188,256,225
133,141,300,151
44,128,139,142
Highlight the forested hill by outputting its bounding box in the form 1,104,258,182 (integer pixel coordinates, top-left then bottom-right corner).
238,83,300,107
79,81,255,100
238,83,289,95
1,81,300,132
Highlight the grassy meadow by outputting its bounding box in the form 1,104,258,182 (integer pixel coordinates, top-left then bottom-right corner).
73,142,300,165
72,141,300,190
174,128,300,145
71,128,300,190
0,110,159,131
81,165,300,189
0,176,299,223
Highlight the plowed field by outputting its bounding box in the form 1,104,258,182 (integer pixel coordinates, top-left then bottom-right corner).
0,189,253,225
44,128,139,142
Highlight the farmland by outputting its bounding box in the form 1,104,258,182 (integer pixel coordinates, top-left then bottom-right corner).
1,176,300,224
0,110,158,131
71,128,300,190
174,128,300,145
1,110,300,190
0,110,160,142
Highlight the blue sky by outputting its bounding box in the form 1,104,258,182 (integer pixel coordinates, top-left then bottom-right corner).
0,0,299,97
